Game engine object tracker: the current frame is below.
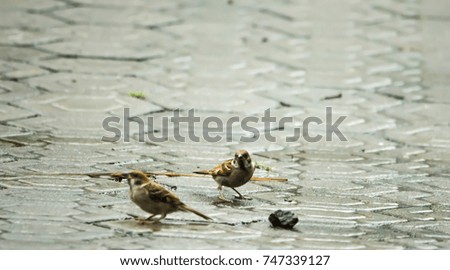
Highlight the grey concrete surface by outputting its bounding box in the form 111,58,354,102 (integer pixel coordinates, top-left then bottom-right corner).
0,0,449,249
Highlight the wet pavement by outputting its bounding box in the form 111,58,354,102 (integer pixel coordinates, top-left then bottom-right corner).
0,0,449,249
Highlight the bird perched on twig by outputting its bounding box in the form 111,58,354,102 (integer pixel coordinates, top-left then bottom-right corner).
127,170,211,222
194,150,255,202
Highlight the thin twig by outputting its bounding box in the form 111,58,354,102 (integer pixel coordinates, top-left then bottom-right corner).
111,171,287,182
0,171,288,182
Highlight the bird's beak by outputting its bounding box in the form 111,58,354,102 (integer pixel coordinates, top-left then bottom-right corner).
238,154,243,159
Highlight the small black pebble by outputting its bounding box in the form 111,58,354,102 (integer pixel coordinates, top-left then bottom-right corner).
269,210,298,229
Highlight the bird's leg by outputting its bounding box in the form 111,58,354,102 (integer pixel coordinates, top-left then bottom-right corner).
135,214,156,225
217,185,233,203
232,187,252,200
152,213,166,222
135,214,158,224
136,214,164,225
146,214,157,221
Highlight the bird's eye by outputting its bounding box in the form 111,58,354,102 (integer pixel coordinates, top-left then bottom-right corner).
243,153,248,158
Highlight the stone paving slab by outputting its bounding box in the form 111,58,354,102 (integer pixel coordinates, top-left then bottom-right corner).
0,0,450,250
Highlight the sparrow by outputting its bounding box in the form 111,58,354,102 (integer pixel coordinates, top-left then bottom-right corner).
126,170,211,222
194,150,255,202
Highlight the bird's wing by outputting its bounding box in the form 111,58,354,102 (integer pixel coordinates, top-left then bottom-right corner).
143,182,182,205
210,159,234,176
193,159,234,176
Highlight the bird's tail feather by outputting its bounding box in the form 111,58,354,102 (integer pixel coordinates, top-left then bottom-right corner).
180,205,212,220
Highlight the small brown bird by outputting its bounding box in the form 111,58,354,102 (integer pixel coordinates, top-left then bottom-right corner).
127,170,211,222
195,150,255,202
